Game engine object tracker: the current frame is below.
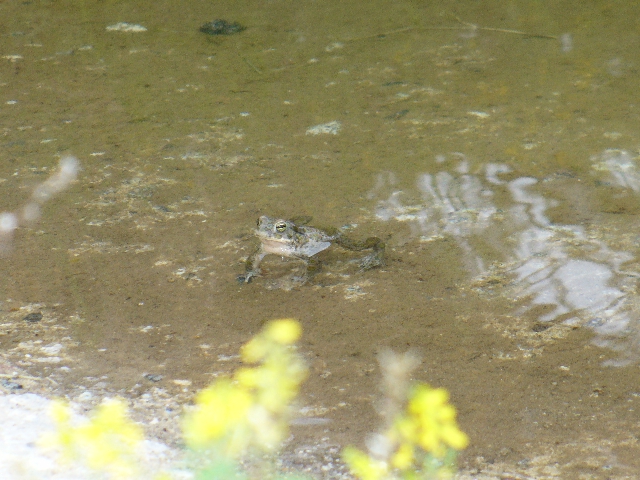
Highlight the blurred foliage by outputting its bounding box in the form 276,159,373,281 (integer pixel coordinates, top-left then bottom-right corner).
343,383,468,480
42,319,467,480
182,318,308,479
41,398,144,479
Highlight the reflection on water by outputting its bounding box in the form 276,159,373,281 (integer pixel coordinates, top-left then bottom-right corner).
0,157,79,255
370,151,640,365
593,149,640,191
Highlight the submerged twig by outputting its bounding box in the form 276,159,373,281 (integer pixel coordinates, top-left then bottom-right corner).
346,16,557,42
452,16,557,39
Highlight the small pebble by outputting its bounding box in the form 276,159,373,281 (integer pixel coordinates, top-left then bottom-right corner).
0,379,23,390
532,322,551,332
76,391,93,401
306,121,341,136
106,22,147,33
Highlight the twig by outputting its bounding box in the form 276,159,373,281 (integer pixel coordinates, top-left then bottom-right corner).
453,15,557,39
345,17,557,42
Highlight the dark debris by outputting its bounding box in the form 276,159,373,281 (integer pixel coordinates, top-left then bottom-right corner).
23,312,43,323
199,19,246,36
1,378,23,390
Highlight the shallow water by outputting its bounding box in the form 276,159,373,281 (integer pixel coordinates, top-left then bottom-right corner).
3,0,640,477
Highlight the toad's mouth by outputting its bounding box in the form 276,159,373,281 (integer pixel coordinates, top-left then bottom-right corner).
258,237,296,256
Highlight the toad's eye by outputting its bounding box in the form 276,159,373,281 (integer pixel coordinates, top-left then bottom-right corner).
275,221,287,232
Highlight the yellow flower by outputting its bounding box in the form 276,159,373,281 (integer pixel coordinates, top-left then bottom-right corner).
44,400,74,456
42,398,143,478
344,381,468,480
409,385,449,415
246,403,286,450
237,362,306,412
391,442,414,470
343,446,388,480
235,366,259,388
241,318,302,362
183,378,253,453
49,399,71,424
78,399,143,473
238,319,307,414
183,319,307,455
241,336,269,364
440,423,469,451
264,318,302,344
408,385,469,454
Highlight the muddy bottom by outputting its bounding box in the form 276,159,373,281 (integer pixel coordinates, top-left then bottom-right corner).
3,200,640,478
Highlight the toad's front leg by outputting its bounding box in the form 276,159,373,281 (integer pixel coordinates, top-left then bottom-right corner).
237,250,267,284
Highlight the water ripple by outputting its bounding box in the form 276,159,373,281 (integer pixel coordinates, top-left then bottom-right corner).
368,151,640,364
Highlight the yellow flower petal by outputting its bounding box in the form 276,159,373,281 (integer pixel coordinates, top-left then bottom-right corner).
183,379,253,451
343,447,388,480
265,318,302,344
441,424,469,450
49,400,71,424
391,442,414,470
241,337,268,363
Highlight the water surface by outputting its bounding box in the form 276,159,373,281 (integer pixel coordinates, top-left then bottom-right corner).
2,0,640,477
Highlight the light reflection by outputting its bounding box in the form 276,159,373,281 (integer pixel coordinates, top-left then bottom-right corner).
592,149,640,191
369,151,640,364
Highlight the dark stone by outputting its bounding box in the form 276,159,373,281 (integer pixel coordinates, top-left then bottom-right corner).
1,378,23,390
532,322,551,332
23,312,43,323
199,19,246,36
